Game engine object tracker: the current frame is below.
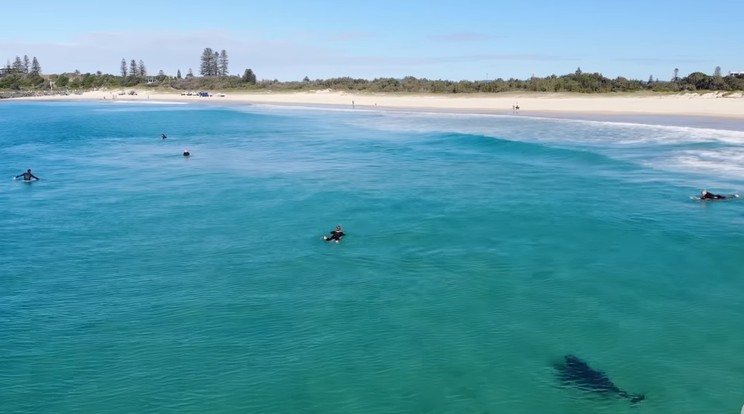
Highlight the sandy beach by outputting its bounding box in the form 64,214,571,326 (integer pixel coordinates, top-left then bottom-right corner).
10,89,744,120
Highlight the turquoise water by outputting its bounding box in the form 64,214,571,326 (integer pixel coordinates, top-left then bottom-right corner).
1,101,743,413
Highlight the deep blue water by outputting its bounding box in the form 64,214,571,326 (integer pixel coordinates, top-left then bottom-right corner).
2,101,744,413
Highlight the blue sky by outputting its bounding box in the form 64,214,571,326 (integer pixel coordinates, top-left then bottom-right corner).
2,0,742,81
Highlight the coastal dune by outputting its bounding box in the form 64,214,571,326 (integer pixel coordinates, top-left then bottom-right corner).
13,89,744,119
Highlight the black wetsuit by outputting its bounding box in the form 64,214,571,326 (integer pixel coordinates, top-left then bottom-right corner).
15,172,39,181
183,151,190,157
325,230,345,241
702,192,726,200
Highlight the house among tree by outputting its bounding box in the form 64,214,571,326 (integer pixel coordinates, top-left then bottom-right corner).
146,77,157,85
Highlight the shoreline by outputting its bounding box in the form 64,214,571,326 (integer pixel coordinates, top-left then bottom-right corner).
6,89,744,130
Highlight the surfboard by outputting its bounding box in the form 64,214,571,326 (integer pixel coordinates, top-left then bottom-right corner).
13,177,35,183
690,194,739,201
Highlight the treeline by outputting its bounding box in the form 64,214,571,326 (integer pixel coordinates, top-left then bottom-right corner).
0,48,253,91
200,48,229,76
3,55,42,75
1,55,45,89
0,71,255,90
116,58,157,86
3,55,744,93
293,69,744,93
4,71,743,93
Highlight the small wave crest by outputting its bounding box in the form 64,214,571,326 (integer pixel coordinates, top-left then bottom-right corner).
348,110,744,184
653,148,744,183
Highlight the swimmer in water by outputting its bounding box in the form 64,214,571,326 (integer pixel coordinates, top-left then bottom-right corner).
323,225,345,243
14,169,40,181
700,189,727,200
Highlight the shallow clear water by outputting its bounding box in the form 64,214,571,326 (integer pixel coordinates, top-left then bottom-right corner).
2,101,743,413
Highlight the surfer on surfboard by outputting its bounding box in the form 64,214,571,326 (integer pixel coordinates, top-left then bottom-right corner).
323,225,345,243
14,169,40,181
699,189,736,200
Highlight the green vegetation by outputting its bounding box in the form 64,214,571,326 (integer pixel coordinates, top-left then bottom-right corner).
4,70,742,94
199,48,229,76
3,52,743,94
296,70,744,93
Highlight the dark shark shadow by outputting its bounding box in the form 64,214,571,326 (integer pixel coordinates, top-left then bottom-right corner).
554,355,645,404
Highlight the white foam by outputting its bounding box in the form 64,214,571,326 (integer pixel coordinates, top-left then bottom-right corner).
351,110,744,146
94,101,192,113
347,110,744,184
224,105,744,183
110,100,188,105
644,148,744,182
229,104,744,147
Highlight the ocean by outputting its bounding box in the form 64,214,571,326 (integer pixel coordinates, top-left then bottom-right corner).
1,100,743,413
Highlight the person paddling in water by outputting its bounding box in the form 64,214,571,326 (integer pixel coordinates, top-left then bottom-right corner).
161,133,167,139
15,169,40,181
323,225,345,243
700,189,728,200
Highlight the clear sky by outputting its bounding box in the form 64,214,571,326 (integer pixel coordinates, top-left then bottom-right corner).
2,0,742,81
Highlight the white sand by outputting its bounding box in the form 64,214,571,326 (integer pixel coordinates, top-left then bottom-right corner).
13,89,744,119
